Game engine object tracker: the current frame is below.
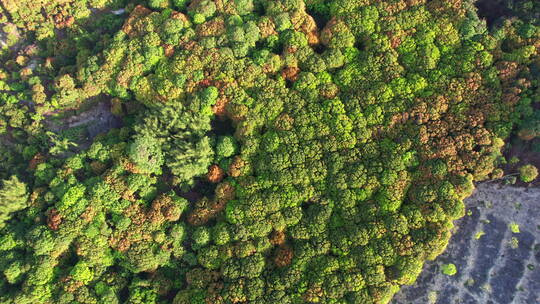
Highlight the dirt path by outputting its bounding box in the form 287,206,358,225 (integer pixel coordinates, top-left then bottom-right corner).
392,183,540,304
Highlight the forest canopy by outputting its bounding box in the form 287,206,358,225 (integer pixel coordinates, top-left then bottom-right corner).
0,0,539,303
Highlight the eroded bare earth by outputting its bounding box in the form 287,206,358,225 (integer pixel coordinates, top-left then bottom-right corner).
392,183,540,304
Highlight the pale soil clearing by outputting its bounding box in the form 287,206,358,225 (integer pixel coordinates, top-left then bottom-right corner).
392,183,540,304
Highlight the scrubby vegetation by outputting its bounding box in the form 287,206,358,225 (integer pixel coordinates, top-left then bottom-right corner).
518,164,538,182
0,0,539,303
440,263,457,276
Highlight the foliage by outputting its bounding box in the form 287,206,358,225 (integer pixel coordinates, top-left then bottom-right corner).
441,263,457,276
518,164,538,182
128,135,164,174
0,176,28,228
215,136,237,161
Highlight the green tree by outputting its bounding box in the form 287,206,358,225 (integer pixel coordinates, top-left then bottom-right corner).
128,135,164,175
0,176,28,228
215,136,237,161
70,261,94,284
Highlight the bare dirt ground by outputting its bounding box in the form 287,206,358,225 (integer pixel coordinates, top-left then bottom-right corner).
45,101,121,137
392,183,540,304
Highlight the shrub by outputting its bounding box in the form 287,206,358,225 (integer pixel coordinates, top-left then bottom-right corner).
519,164,538,182
441,263,457,276
509,222,520,233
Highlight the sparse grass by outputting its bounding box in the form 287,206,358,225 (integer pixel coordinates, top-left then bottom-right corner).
475,230,485,240
510,237,519,249
509,222,520,233
504,176,517,185
427,291,437,304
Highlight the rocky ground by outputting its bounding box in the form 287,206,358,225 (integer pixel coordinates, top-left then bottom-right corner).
45,101,121,138
392,183,540,304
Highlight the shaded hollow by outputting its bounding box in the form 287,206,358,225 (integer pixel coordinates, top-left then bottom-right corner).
306,7,329,30
210,117,235,136
475,0,513,27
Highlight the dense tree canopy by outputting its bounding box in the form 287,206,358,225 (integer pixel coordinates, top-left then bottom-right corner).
0,0,539,303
